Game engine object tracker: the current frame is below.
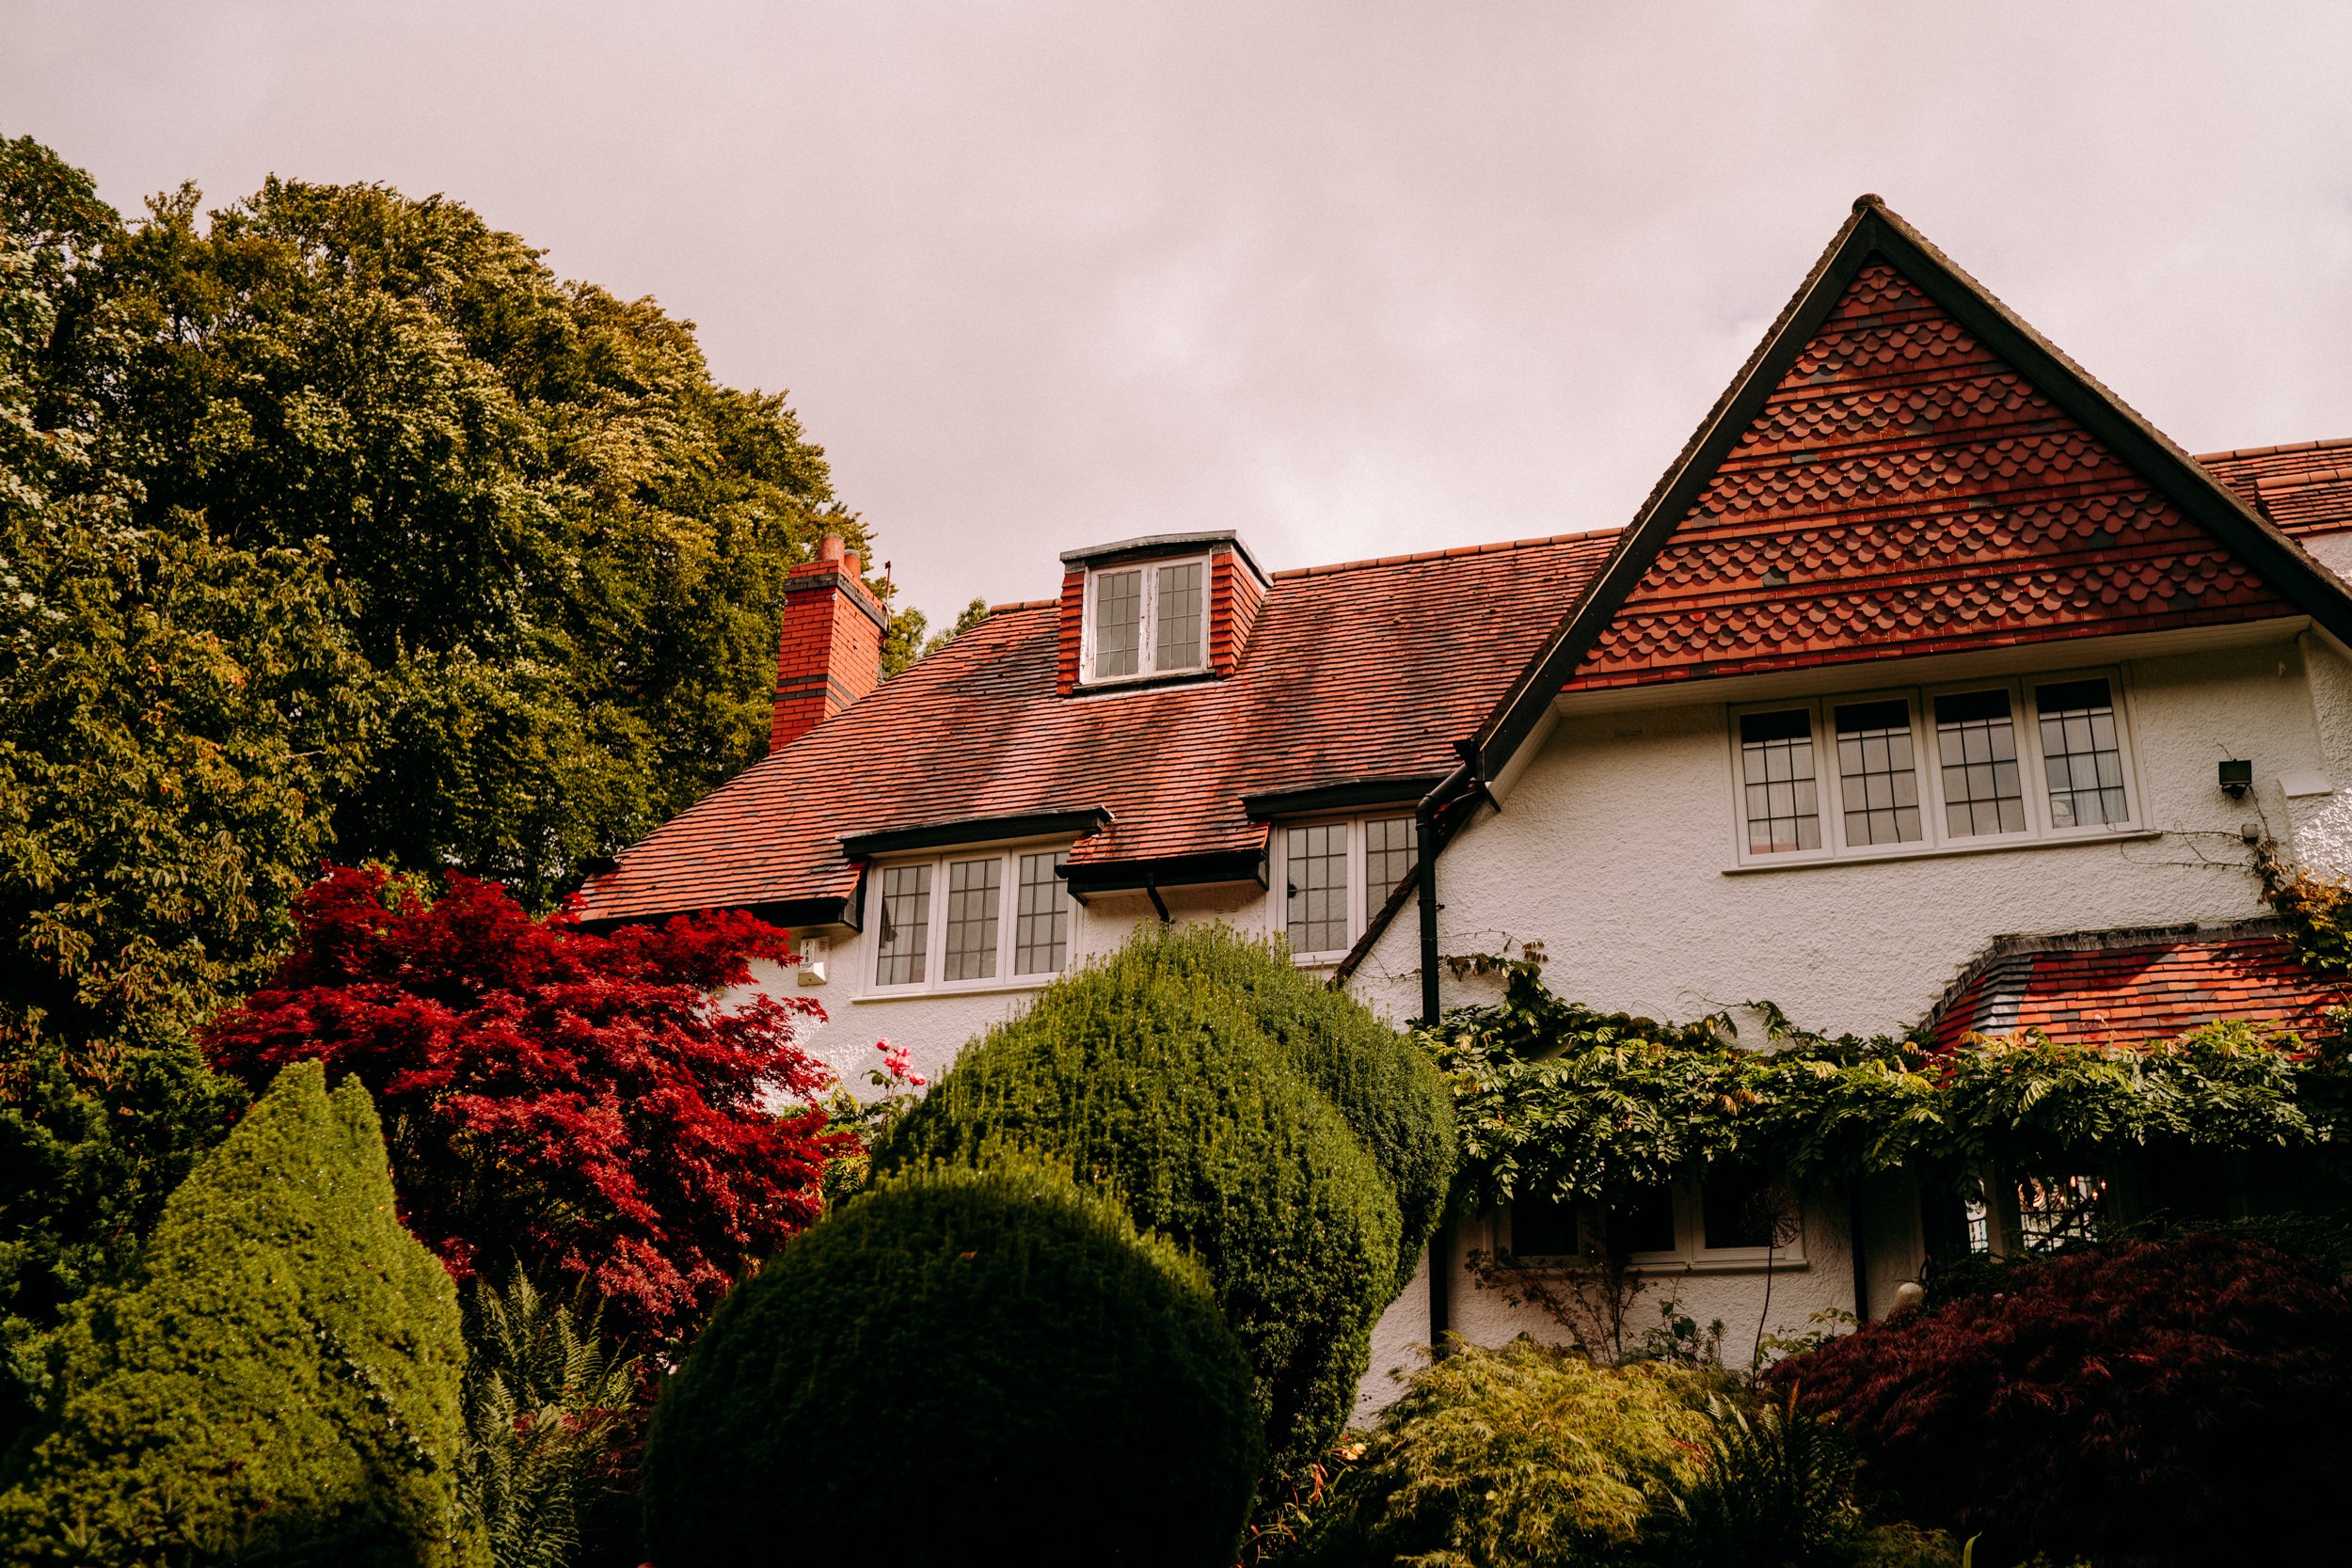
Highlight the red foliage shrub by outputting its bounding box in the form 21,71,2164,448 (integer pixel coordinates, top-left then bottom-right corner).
1770,1231,2352,1566
204,864,843,1349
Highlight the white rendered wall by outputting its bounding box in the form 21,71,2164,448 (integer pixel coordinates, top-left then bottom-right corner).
1343,631,2351,1403
1358,634,2337,1038
738,880,1267,1096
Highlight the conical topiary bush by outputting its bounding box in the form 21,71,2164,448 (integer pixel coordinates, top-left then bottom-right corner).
0,1059,481,1567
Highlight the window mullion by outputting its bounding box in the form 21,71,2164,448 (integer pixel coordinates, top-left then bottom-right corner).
930,854,949,990
1129,573,1148,676
997,852,1016,976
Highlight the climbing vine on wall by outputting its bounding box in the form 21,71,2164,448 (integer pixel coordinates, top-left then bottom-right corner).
1422,948,2349,1215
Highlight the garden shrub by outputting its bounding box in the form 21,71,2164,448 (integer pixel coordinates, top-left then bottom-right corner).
1772,1231,2352,1567
640,1164,1261,1568
875,954,1402,1474
0,1060,479,1566
1096,923,1456,1287
1286,1338,1711,1567
459,1272,641,1568
1662,1390,1868,1568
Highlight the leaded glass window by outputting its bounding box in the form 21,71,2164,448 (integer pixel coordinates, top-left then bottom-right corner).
1935,689,2026,836
1834,699,1922,846
1014,851,1069,975
1285,823,1349,953
1092,567,1141,678
874,863,931,986
1364,816,1418,906
1739,709,1820,854
943,857,1001,981
2037,678,2128,828
1153,562,1204,672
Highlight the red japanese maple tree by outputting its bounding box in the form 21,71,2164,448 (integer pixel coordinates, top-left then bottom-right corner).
203,864,845,1349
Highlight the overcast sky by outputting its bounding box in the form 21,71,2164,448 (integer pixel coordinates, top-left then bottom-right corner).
7,3,2350,626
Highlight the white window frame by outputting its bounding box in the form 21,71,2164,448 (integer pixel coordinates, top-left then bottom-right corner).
1726,665,2141,869
1504,1173,1808,1275
1270,812,1420,963
865,841,1077,995
1079,554,1212,686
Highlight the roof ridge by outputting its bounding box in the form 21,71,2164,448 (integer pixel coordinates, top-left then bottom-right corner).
2198,436,2352,465
1267,527,1620,581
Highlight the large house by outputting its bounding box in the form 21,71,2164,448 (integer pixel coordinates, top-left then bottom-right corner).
577,197,2352,1397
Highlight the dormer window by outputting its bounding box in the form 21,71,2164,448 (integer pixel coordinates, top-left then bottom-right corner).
1057,531,1265,694
1087,557,1209,682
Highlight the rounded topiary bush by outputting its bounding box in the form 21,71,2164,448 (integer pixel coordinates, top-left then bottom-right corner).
1094,923,1456,1289
875,952,1402,1474
640,1164,1261,1568
1772,1230,2352,1567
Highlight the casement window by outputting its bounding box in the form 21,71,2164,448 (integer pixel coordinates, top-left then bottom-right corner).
870,846,1073,991
1276,814,1420,960
1729,671,2138,866
1506,1164,1804,1269
1082,556,1210,683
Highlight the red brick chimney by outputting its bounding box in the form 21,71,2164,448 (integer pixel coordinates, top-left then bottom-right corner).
771,534,887,751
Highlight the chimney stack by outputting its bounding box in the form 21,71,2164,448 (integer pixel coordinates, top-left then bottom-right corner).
771,533,887,751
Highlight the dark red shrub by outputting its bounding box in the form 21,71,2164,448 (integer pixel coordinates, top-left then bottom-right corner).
204,864,844,1350
1770,1231,2352,1566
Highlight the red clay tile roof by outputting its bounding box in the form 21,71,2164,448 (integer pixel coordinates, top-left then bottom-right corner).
1560,261,2301,692
574,531,1618,923
1928,923,2344,1052
2197,437,2352,537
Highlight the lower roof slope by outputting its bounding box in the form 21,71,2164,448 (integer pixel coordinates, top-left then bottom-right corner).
1929,922,2344,1052
574,531,1616,924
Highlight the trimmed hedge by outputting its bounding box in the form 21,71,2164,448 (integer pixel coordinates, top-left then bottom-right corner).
1094,924,1455,1290
876,950,1402,1473
640,1164,1261,1568
0,1060,479,1566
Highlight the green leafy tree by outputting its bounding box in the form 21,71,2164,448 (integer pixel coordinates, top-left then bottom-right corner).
98,172,878,905
1,139,369,1435
0,1060,480,1567
2,135,895,1406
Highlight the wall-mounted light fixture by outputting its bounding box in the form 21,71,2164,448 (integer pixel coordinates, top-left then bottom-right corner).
2218,759,2253,800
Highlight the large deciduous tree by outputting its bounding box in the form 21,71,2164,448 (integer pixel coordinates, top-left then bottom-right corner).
0,134,916,1383
203,864,841,1351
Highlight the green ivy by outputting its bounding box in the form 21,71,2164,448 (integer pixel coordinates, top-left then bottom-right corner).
1423,953,2348,1214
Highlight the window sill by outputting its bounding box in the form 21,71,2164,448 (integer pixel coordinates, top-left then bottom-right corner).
1070,669,1217,698
851,976,1062,1005
1508,1256,1811,1278
1724,828,2160,876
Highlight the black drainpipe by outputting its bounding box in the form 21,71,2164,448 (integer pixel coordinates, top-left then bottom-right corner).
1849,1179,1871,1325
1418,760,1473,1353
1144,869,1170,924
